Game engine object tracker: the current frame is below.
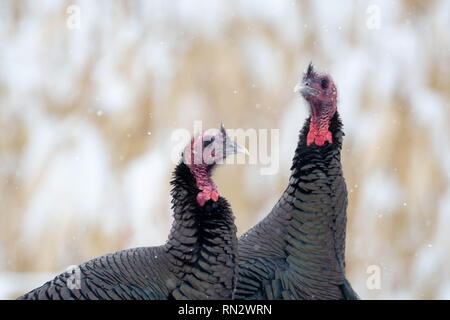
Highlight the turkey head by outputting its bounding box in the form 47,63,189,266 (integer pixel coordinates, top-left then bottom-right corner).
294,63,338,147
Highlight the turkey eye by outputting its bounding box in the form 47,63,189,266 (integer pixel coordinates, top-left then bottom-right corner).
203,137,215,148
321,78,329,90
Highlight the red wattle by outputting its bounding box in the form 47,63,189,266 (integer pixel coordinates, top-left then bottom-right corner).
196,189,220,207
210,190,219,201
307,122,333,147
306,131,315,146
324,130,332,144
315,135,325,146
196,192,208,207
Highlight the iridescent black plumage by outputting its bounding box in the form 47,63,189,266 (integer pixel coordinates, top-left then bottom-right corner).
18,161,238,300
234,113,359,300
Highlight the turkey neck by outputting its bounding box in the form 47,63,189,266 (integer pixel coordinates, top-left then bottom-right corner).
264,112,347,279
286,112,347,279
165,162,237,298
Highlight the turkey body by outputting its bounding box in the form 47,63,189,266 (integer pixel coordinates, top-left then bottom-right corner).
18,162,238,300
235,114,358,300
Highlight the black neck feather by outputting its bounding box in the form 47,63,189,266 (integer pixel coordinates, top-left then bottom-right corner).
165,162,237,299
283,111,347,293
291,112,344,173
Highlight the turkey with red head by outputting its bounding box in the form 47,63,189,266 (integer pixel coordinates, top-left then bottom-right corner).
234,64,359,300
18,125,244,300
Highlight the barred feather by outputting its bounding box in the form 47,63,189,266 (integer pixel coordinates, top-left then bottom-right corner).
235,113,359,300
18,162,238,300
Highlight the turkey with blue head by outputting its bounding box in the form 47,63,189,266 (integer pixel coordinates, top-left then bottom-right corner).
234,64,359,300
18,124,245,300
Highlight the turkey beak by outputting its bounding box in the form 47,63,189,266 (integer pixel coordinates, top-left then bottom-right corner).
220,123,249,157
293,82,302,93
294,63,313,93
231,141,249,156
295,63,318,97
224,140,248,157
294,82,318,97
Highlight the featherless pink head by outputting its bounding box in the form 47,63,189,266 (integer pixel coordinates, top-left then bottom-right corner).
182,124,247,206
294,63,338,147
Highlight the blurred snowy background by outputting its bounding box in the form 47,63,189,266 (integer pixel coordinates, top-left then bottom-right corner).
0,0,449,299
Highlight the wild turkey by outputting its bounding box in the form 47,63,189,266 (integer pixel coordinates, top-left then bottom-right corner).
18,125,245,300
234,64,359,300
